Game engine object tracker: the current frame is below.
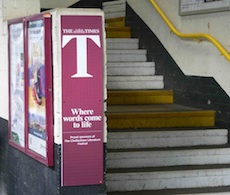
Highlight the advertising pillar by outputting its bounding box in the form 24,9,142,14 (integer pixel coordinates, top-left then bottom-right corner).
58,10,105,186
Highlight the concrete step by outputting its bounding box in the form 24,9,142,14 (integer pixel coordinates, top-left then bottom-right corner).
107,166,230,192
107,146,230,169
103,0,126,19
107,75,164,90
106,38,139,50
107,129,228,149
106,27,131,38
107,62,155,76
107,49,147,62
106,104,215,129
107,90,173,105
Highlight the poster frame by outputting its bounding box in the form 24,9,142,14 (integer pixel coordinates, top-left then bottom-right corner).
8,13,54,166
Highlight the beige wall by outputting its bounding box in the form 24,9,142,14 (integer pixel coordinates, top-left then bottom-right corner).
3,0,40,19
127,0,230,96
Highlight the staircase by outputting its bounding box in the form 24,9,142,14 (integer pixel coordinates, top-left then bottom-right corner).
103,1,230,194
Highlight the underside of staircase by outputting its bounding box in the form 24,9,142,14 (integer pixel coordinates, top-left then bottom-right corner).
103,0,230,194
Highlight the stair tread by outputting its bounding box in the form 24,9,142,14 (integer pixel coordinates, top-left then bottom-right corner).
107,62,154,66
108,126,222,132
107,144,230,153
106,26,131,30
105,17,126,23
108,89,171,97
106,104,213,114
107,49,147,54
107,75,163,81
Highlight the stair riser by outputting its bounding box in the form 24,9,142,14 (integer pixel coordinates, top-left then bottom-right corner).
108,61,154,67
108,131,228,149
107,148,230,168
108,95,172,104
103,4,125,14
105,12,126,19
107,169,230,192
107,90,173,105
106,17,125,27
107,113,215,129
106,38,139,49
107,54,146,62
103,0,126,6
107,42,139,49
107,81,164,90
106,29,131,38
108,67,155,76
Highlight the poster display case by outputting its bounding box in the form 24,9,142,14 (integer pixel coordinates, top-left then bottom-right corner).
8,13,53,166
8,8,105,186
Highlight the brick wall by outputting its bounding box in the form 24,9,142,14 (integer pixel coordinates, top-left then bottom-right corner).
126,4,230,132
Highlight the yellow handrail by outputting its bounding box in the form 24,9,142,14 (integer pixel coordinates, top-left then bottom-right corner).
149,0,230,62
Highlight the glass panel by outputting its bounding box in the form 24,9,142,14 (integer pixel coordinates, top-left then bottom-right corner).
9,23,25,148
27,19,47,157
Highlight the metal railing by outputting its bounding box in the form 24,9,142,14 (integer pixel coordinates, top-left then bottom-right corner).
149,0,230,62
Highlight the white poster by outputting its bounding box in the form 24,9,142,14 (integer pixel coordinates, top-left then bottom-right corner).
9,23,25,147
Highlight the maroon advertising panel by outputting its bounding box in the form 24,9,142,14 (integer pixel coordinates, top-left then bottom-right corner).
61,15,104,186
